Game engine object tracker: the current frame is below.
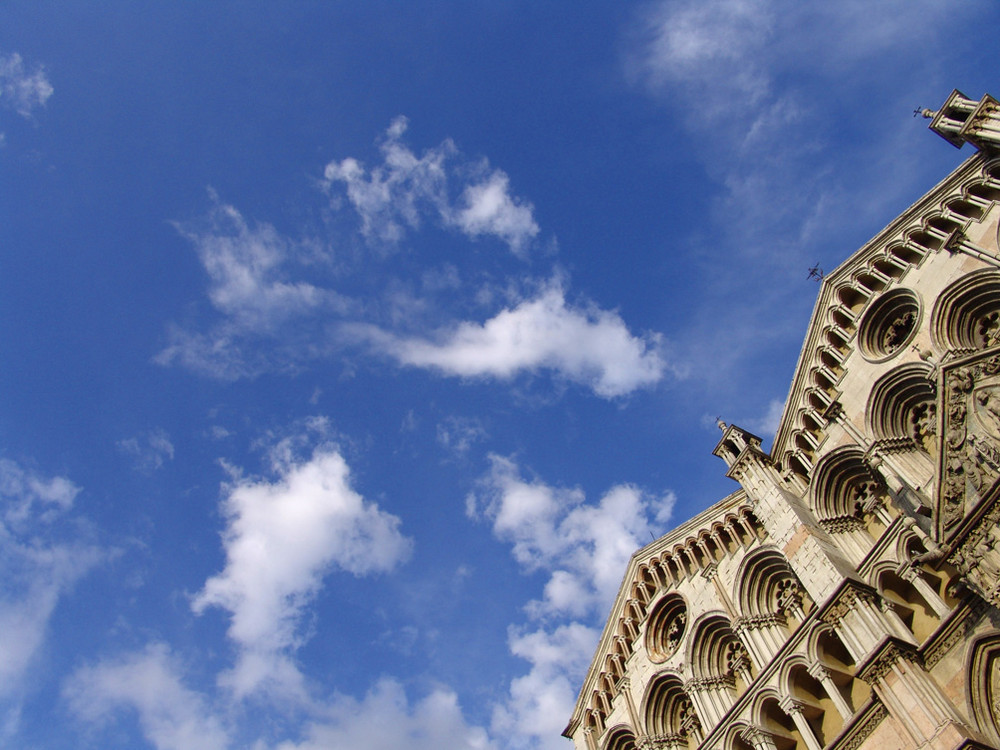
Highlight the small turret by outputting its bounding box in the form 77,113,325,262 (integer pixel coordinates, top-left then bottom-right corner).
923,89,1000,152
712,422,764,473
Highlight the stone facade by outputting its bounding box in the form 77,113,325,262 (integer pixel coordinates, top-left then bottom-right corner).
563,90,1000,750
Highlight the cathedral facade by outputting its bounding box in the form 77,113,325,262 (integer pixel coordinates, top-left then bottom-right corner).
563,90,1000,750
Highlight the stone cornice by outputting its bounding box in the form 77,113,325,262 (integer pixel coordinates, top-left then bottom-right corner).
856,636,922,684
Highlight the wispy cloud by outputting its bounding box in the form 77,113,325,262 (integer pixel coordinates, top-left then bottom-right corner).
192,433,412,699
324,117,539,256
350,281,666,398
623,0,978,404
0,52,53,119
118,429,175,473
64,644,229,750
155,199,351,378
436,416,488,458
0,460,103,736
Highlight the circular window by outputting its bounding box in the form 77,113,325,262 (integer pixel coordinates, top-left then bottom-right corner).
857,289,921,361
644,595,687,663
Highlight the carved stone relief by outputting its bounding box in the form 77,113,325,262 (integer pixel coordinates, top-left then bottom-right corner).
937,349,1000,533
948,499,1000,604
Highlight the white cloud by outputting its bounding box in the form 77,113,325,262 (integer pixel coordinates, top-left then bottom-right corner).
324,117,538,255
471,455,673,619
470,458,674,749
0,52,53,119
66,651,497,750
0,460,102,735
192,441,412,698
156,200,351,378
274,678,495,750
492,624,598,750
118,429,175,473
64,644,230,750
744,397,785,439
353,282,666,398
453,172,539,258
180,201,337,331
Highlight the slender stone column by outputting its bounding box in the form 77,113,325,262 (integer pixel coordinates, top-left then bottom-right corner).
779,698,823,750
899,566,951,618
808,663,853,720
879,600,918,644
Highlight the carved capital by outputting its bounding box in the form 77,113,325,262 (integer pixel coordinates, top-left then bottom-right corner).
857,638,921,684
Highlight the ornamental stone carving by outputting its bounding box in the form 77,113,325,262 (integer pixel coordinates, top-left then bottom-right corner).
938,350,1000,534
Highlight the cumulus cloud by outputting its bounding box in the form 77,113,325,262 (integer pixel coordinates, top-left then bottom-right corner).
274,678,495,750
324,117,538,255
192,440,412,698
64,644,229,750
0,52,53,119
470,455,673,618
469,457,674,749
118,429,175,473
0,460,102,735
353,282,666,398
492,624,598,750
452,172,539,258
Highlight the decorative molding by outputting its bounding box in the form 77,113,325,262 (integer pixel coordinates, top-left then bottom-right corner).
835,698,888,750
818,582,880,626
857,637,922,684
733,612,787,632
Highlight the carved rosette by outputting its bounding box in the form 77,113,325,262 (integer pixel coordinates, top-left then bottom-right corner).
937,350,1000,534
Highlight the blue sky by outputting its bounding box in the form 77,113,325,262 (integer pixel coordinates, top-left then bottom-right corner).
1,3,998,749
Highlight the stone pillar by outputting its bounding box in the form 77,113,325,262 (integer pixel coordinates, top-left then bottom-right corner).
779,698,823,750
879,600,918,644
820,583,900,664
808,663,854,720
899,566,951,619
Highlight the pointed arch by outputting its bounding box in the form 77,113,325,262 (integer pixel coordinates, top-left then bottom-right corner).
967,633,1000,744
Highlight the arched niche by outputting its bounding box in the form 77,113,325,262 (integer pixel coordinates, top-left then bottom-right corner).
688,614,754,691
809,448,893,550
968,633,1000,744
810,626,870,714
875,566,942,644
643,673,701,748
867,363,938,452
931,269,1000,352
784,660,843,748
604,725,638,750
754,693,804,750
735,548,811,623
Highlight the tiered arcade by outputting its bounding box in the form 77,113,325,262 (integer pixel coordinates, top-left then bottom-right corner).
564,90,1000,750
